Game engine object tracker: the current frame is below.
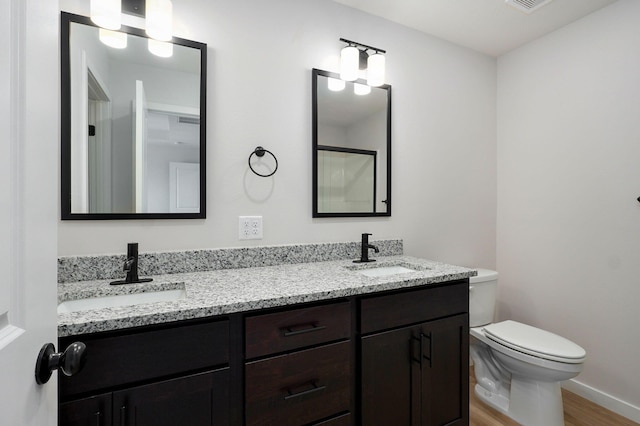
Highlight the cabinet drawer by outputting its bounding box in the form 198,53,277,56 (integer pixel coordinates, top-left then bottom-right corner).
59,319,229,399
245,301,350,359
245,341,351,426
312,413,351,425
360,281,468,334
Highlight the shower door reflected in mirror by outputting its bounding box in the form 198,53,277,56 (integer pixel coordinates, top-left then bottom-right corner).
61,12,207,219
312,69,391,217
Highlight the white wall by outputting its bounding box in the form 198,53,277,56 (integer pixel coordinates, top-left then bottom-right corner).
497,0,640,417
58,0,497,270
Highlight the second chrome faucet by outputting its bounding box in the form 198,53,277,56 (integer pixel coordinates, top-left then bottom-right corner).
354,233,379,263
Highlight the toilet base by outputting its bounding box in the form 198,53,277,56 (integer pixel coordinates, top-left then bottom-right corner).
508,375,564,426
474,383,510,415
475,377,565,426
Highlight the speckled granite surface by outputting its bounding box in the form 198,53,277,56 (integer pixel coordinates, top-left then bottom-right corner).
58,254,476,337
57,239,403,283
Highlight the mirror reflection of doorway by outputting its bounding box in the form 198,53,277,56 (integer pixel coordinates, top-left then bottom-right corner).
87,66,112,213
143,106,200,213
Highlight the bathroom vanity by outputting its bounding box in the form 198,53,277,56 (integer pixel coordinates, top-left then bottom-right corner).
57,251,473,426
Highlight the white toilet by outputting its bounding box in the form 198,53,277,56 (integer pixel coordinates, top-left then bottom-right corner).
469,269,586,426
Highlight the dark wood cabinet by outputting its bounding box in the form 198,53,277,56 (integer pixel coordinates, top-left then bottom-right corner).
244,301,352,425
59,280,469,426
360,283,469,426
58,318,231,426
113,369,229,426
59,393,112,426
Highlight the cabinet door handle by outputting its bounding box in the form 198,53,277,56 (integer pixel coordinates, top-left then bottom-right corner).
421,332,432,368
283,381,326,400
281,323,326,337
94,411,101,426
411,335,423,366
120,406,126,426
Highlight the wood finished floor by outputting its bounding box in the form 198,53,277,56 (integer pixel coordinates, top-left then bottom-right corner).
469,367,639,426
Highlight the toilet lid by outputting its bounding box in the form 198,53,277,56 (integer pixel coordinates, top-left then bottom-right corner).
483,320,586,363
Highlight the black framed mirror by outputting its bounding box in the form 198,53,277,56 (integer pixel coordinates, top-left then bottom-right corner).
61,12,207,220
312,68,391,217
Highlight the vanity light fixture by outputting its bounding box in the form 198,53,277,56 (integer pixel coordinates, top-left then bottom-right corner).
354,83,371,96
339,38,386,87
145,0,173,42
90,0,121,30
148,38,173,57
327,77,346,92
91,0,173,57
99,28,127,49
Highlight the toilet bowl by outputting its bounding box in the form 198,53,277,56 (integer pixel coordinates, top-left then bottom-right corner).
469,269,586,426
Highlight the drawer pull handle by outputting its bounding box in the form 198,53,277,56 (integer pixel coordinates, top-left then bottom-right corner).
421,332,432,368
281,323,326,337
284,381,326,400
94,411,101,426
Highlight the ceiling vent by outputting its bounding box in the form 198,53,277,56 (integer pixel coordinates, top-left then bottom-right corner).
505,0,554,14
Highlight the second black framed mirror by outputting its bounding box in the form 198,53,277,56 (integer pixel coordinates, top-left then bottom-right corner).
312,68,391,218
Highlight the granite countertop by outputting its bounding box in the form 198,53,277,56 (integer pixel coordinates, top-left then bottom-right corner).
58,255,476,337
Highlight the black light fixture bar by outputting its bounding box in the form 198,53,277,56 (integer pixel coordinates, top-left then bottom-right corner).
339,38,386,54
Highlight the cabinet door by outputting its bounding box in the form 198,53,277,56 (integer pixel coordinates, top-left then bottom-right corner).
113,368,229,426
420,314,469,426
361,324,422,426
59,393,112,426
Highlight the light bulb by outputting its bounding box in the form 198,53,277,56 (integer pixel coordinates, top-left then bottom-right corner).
90,0,121,30
367,53,385,87
148,39,173,57
146,0,173,42
354,83,371,96
99,28,127,49
328,77,345,92
340,46,359,82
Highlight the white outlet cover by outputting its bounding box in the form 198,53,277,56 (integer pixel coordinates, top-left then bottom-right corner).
239,216,263,240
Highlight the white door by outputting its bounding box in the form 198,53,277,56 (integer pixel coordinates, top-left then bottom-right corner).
0,1,59,424
169,162,200,213
134,80,149,213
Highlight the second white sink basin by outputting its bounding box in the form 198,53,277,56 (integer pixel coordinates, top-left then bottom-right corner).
58,288,187,314
356,265,417,277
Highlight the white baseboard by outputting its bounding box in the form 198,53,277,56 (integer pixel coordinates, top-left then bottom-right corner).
562,379,640,423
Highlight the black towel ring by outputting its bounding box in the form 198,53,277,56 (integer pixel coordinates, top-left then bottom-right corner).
248,146,278,177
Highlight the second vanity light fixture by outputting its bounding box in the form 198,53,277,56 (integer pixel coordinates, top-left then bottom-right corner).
90,0,174,57
336,38,386,95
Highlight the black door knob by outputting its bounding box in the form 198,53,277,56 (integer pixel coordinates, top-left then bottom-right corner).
35,341,87,385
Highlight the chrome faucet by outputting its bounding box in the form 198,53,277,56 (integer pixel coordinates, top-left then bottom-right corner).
110,242,153,285
354,233,379,263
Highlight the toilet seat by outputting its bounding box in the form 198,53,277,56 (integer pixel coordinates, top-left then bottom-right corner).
483,320,586,363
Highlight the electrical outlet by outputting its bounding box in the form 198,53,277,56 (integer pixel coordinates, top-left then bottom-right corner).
239,216,263,240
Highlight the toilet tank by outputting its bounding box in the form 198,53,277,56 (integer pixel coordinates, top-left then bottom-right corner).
469,269,498,327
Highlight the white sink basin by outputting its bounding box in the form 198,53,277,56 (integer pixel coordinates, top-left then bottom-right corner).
356,265,417,277
57,289,187,314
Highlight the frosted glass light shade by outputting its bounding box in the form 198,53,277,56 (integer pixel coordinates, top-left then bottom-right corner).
327,77,345,92
99,28,127,49
146,0,173,42
340,46,359,81
354,83,371,96
148,39,173,57
367,53,385,87
90,0,121,30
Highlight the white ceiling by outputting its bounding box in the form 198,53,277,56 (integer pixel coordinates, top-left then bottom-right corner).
332,0,618,56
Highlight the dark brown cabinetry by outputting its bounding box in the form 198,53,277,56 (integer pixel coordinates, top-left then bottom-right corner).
360,283,469,426
244,301,352,425
59,280,468,426
58,318,231,426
